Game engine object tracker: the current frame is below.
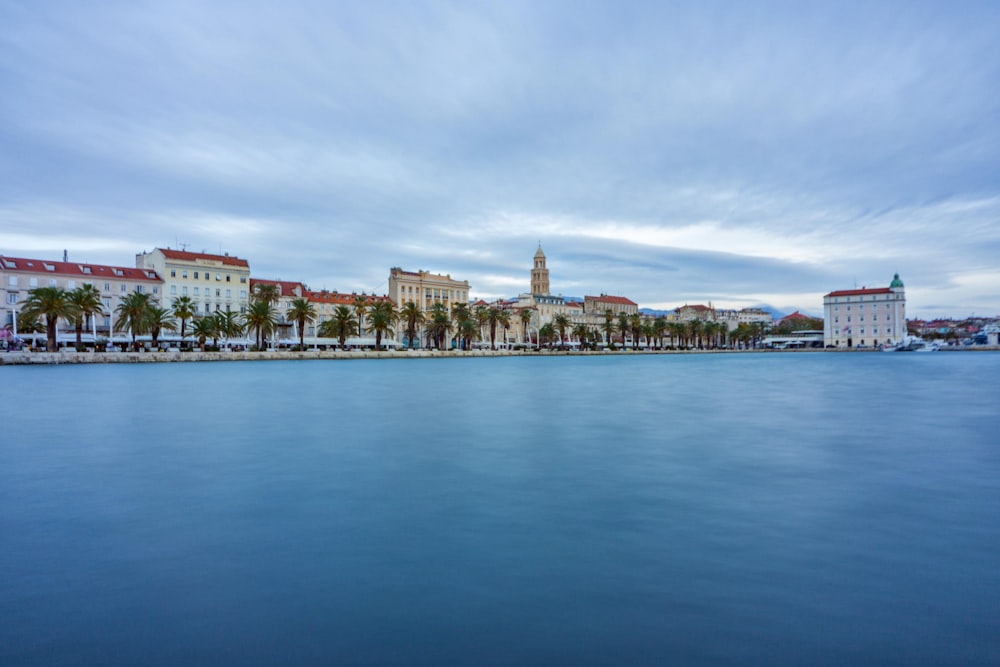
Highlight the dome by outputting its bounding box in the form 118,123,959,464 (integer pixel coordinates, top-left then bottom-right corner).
890,273,904,288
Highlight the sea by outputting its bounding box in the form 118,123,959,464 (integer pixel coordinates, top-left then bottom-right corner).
2,352,999,666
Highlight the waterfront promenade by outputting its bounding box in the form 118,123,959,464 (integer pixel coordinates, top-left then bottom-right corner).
3,346,997,365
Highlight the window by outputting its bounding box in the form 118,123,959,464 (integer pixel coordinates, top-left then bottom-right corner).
152,287,158,294
103,298,111,309
182,286,188,296
240,290,246,299
170,270,176,277
194,272,199,279
225,289,231,298
104,283,111,291
6,293,16,304
136,285,144,293
182,270,188,279
29,278,38,287
216,274,221,281
67,280,76,289
204,303,211,314
240,276,247,284
215,288,221,297
226,275,231,282
7,276,16,286
170,285,177,295
121,284,127,293
48,279,57,287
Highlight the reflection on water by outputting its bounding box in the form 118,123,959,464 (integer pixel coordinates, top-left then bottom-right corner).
2,353,999,665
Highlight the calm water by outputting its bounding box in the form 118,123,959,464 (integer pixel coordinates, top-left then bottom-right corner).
2,353,999,666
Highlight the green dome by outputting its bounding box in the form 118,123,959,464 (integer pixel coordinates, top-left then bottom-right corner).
890,273,904,288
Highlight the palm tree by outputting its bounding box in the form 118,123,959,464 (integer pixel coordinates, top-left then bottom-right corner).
148,306,178,348
253,283,280,306
538,323,556,348
214,309,245,347
352,295,369,341
668,321,686,348
629,314,642,350
474,305,489,343
486,307,507,350
318,305,356,348
286,297,317,349
426,302,452,349
497,309,511,348
572,323,591,349
366,300,397,350
451,302,473,350
172,296,196,345
191,315,218,351
399,301,425,349
553,314,571,348
115,291,155,351
519,308,534,346
245,300,276,350
66,283,102,349
652,318,668,350
688,319,703,349
21,286,73,351
602,310,617,348
617,312,630,348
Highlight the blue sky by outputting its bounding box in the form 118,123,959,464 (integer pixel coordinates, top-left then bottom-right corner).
2,1,998,317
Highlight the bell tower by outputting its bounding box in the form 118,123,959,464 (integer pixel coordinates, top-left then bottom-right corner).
530,244,550,295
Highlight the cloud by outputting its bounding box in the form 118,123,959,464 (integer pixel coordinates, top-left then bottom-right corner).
2,1,999,318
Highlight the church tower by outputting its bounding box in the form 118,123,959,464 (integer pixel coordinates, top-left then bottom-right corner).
530,244,550,296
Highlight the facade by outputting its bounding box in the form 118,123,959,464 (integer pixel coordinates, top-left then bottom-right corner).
583,294,638,317
823,274,906,348
530,245,551,295
136,248,251,316
304,290,390,339
388,267,471,347
1,254,163,341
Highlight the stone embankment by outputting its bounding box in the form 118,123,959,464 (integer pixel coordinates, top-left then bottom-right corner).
2,346,995,365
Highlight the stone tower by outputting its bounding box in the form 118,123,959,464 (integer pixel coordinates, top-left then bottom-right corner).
531,245,550,295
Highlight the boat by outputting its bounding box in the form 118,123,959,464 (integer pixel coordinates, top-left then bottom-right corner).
885,336,939,352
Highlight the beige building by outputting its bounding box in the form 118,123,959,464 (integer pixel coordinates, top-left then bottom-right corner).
136,248,251,316
2,253,162,343
388,267,471,347
823,274,906,348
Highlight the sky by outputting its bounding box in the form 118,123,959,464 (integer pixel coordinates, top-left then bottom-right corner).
2,1,999,318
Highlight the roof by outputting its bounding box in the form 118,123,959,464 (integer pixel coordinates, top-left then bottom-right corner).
0,255,161,282
678,304,712,312
825,287,893,297
157,248,249,268
585,294,638,306
306,291,390,306
250,278,305,296
780,311,816,322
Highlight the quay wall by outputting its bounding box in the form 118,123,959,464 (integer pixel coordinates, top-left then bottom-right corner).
1,346,997,365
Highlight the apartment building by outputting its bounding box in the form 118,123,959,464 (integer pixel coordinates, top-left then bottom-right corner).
136,248,251,316
823,274,906,348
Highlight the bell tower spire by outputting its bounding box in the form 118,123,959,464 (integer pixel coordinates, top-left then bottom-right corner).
531,244,550,295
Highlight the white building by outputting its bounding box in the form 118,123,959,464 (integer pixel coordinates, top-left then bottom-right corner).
388,267,471,347
2,253,162,343
823,274,906,348
136,248,251,316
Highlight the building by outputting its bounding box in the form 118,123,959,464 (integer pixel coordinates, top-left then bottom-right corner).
584,294,638,317
136,248,251,316
2,253,163,343
388,267,471,347
823,274,906,348
530,244,550,295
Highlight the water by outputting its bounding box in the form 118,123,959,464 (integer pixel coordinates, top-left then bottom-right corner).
2,353,999,665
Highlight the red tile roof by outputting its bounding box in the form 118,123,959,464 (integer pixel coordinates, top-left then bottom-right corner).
779,310,816,322
250,278,305,296
0,255,161,282
158,248,249,268
825,287,892,297
585,295,638,306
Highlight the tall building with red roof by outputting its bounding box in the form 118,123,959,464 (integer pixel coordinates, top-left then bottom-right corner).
137,248,251,316
823,274,906,348
2,253,162,341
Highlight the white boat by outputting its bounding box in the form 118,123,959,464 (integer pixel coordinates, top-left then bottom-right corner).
885,336,939,352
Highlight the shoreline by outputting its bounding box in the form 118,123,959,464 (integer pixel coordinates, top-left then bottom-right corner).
3,346,998,365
